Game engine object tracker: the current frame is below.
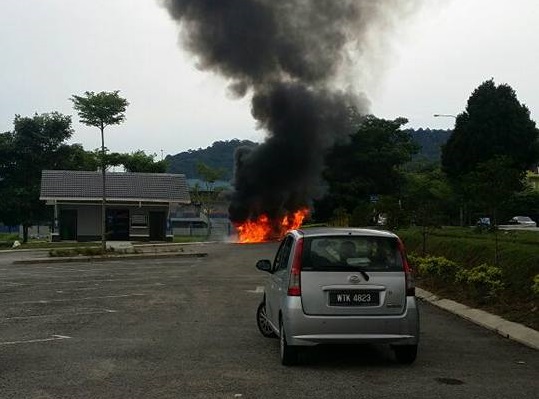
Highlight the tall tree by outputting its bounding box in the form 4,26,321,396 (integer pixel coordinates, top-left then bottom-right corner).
71,91,129,251
442,79,538,176
0,113,75,242
441,79,539,224
315,115,418,223
193,162,226,236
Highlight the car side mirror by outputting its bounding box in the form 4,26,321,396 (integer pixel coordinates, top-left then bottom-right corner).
256,259,272,273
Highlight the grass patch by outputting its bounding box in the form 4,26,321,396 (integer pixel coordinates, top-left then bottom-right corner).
399,227,538,330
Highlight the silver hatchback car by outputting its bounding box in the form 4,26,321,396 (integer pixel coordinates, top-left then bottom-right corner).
256,228,419,365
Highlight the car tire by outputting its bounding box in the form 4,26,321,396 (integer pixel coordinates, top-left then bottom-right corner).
393,344,418,364
256,302,277,338
280,320,298,366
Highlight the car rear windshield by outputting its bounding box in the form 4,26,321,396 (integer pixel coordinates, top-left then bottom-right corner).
301,235,403,272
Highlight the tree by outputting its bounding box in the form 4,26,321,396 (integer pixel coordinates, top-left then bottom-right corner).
402,168,453,254
71,91,129,251
192,162,226,236
106,150,167,173
315,115,418,224
442,80,538,178
441,79,539,226
0,112,78,242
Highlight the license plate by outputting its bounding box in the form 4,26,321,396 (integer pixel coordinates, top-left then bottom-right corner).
329,290,379,306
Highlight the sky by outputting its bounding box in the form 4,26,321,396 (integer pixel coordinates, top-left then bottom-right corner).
1,0,538,157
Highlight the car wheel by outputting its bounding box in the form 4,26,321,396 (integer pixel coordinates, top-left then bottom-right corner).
279,320,298,366
393,344,418,364
256,302,277,338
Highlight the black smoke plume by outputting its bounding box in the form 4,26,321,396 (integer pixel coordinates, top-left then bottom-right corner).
161,0,416,227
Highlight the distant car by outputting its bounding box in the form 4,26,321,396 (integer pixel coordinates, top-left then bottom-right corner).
255,228,419,365
476,217,491,227
508,216,537,228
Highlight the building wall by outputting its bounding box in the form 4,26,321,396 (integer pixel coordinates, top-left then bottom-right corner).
54,203,171,241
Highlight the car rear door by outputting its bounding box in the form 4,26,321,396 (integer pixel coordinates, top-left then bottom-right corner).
266,236,294,326
300,235,408,316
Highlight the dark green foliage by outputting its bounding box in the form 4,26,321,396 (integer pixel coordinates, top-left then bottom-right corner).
500,190,539,223
399,228,539,299
402,168,454,227
462,156,526,221
455,264,505,301
106,151,167,173
0,112,90,242
533,275,539,297
315,115,418,222
442,79,539,178
70,91,129,130
440,80,539,225
411,255,462,283
166,139,257,179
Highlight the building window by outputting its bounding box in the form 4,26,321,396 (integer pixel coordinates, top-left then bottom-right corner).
131,213,148,228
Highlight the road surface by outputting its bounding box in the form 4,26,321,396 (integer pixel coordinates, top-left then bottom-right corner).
0,243,537,398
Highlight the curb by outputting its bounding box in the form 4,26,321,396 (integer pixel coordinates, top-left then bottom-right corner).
416,287,539,351
12,252,208,265
0,241,223,254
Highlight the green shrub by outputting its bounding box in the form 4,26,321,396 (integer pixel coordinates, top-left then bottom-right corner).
397,228,539,298
49,247,106,257
49,248,78,257
79,247,105,256
456,264,505,302
532,274,539,297
415,256,462,282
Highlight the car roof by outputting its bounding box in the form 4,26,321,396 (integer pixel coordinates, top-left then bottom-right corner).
293,227,398,239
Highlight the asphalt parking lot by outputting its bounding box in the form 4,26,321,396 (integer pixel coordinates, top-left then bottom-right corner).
0,242,537,399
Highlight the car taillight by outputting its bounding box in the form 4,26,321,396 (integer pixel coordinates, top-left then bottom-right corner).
398,239,415,296
287,238,304,296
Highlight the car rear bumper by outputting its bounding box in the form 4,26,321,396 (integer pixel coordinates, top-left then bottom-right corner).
283,296,420,346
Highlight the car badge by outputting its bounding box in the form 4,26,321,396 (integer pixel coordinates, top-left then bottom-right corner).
348,274,361,284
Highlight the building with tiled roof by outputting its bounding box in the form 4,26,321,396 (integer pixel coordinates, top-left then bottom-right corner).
40,170,190,242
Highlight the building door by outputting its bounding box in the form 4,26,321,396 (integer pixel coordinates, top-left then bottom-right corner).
59,210,77,241
149,212,166,241
106,209,130,240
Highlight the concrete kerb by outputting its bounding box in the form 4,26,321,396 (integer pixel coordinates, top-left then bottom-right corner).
12,252,208,265
416,287,539,351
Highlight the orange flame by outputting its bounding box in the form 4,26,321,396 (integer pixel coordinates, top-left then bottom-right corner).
235,208,309,243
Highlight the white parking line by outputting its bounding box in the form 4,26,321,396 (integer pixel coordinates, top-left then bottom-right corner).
3,276,185,287
0,282,24,286
247,286,265,294
15,293,146,304
1,309,117,321
4,262,197,275
0,334,72,346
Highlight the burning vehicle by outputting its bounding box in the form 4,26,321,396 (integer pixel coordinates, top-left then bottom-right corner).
162,0,416,243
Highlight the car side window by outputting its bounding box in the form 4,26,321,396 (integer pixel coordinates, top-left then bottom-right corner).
273,236,293,272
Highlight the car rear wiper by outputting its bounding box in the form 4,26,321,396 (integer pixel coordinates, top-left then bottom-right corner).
356,269,370,281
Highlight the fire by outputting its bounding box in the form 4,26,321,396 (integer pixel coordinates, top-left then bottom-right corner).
235,208,309,243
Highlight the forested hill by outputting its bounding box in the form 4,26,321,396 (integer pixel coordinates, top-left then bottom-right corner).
166,139,257,180
407,128,452,163
166,130,452,179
